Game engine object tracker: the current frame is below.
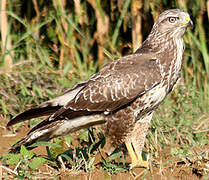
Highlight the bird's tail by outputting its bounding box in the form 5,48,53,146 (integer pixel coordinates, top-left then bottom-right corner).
9,114,105,153
7,83,85,127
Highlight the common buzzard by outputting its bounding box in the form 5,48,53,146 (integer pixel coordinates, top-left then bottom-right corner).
7,9,193,168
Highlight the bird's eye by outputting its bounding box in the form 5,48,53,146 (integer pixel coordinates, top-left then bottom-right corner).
168,17,178,23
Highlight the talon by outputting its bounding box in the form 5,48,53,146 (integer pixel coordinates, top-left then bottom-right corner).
125,142,149,169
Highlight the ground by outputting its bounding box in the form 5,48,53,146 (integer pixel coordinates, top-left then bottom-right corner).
0,113,208,179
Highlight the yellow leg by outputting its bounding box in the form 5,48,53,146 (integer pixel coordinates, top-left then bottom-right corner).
125,142,149,168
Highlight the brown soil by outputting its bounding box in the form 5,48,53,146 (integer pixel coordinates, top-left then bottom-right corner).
0,116,207,180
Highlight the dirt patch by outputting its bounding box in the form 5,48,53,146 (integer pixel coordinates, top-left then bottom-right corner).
0,116,46,156
0,116,208,179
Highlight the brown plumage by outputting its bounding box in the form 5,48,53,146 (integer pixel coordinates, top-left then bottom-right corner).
7,9,193,168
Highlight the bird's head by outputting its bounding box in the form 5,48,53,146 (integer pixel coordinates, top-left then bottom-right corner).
152,9,193,38
137,9,193,53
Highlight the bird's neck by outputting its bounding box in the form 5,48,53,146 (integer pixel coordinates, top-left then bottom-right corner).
138,30,176,52
136,29,185,65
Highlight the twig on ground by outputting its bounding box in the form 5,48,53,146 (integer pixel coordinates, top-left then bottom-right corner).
14,160,22,172
0,165,18,176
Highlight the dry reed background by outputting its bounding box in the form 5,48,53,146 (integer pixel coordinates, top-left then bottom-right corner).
0,0,208,90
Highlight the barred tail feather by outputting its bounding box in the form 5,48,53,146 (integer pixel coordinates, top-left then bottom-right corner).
7,106,61,127
7,83,85,128
9,114,105,153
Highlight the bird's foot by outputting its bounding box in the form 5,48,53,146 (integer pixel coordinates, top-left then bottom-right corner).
130,154,149,169
125,142,149,169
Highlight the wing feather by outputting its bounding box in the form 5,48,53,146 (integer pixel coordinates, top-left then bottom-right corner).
7,82,85,127
51,53,162,120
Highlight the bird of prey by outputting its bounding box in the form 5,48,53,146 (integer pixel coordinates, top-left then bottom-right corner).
7,9,193,168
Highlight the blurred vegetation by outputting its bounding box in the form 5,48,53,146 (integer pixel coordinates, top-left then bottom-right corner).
0,0,209,102
0,0,209,178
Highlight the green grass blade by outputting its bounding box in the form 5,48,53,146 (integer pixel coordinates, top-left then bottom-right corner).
111,0,131,46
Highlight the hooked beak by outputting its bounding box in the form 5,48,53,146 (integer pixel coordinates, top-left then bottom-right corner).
188,19,193,27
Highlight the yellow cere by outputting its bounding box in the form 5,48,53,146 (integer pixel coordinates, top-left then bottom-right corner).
185,16,190,22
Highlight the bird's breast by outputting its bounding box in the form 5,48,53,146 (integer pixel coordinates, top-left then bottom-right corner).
133,82,168,119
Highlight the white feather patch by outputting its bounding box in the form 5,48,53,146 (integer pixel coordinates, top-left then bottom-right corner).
40,86,83,107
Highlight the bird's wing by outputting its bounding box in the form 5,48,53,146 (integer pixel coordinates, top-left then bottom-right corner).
51,53,162,120
8,53,162,126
